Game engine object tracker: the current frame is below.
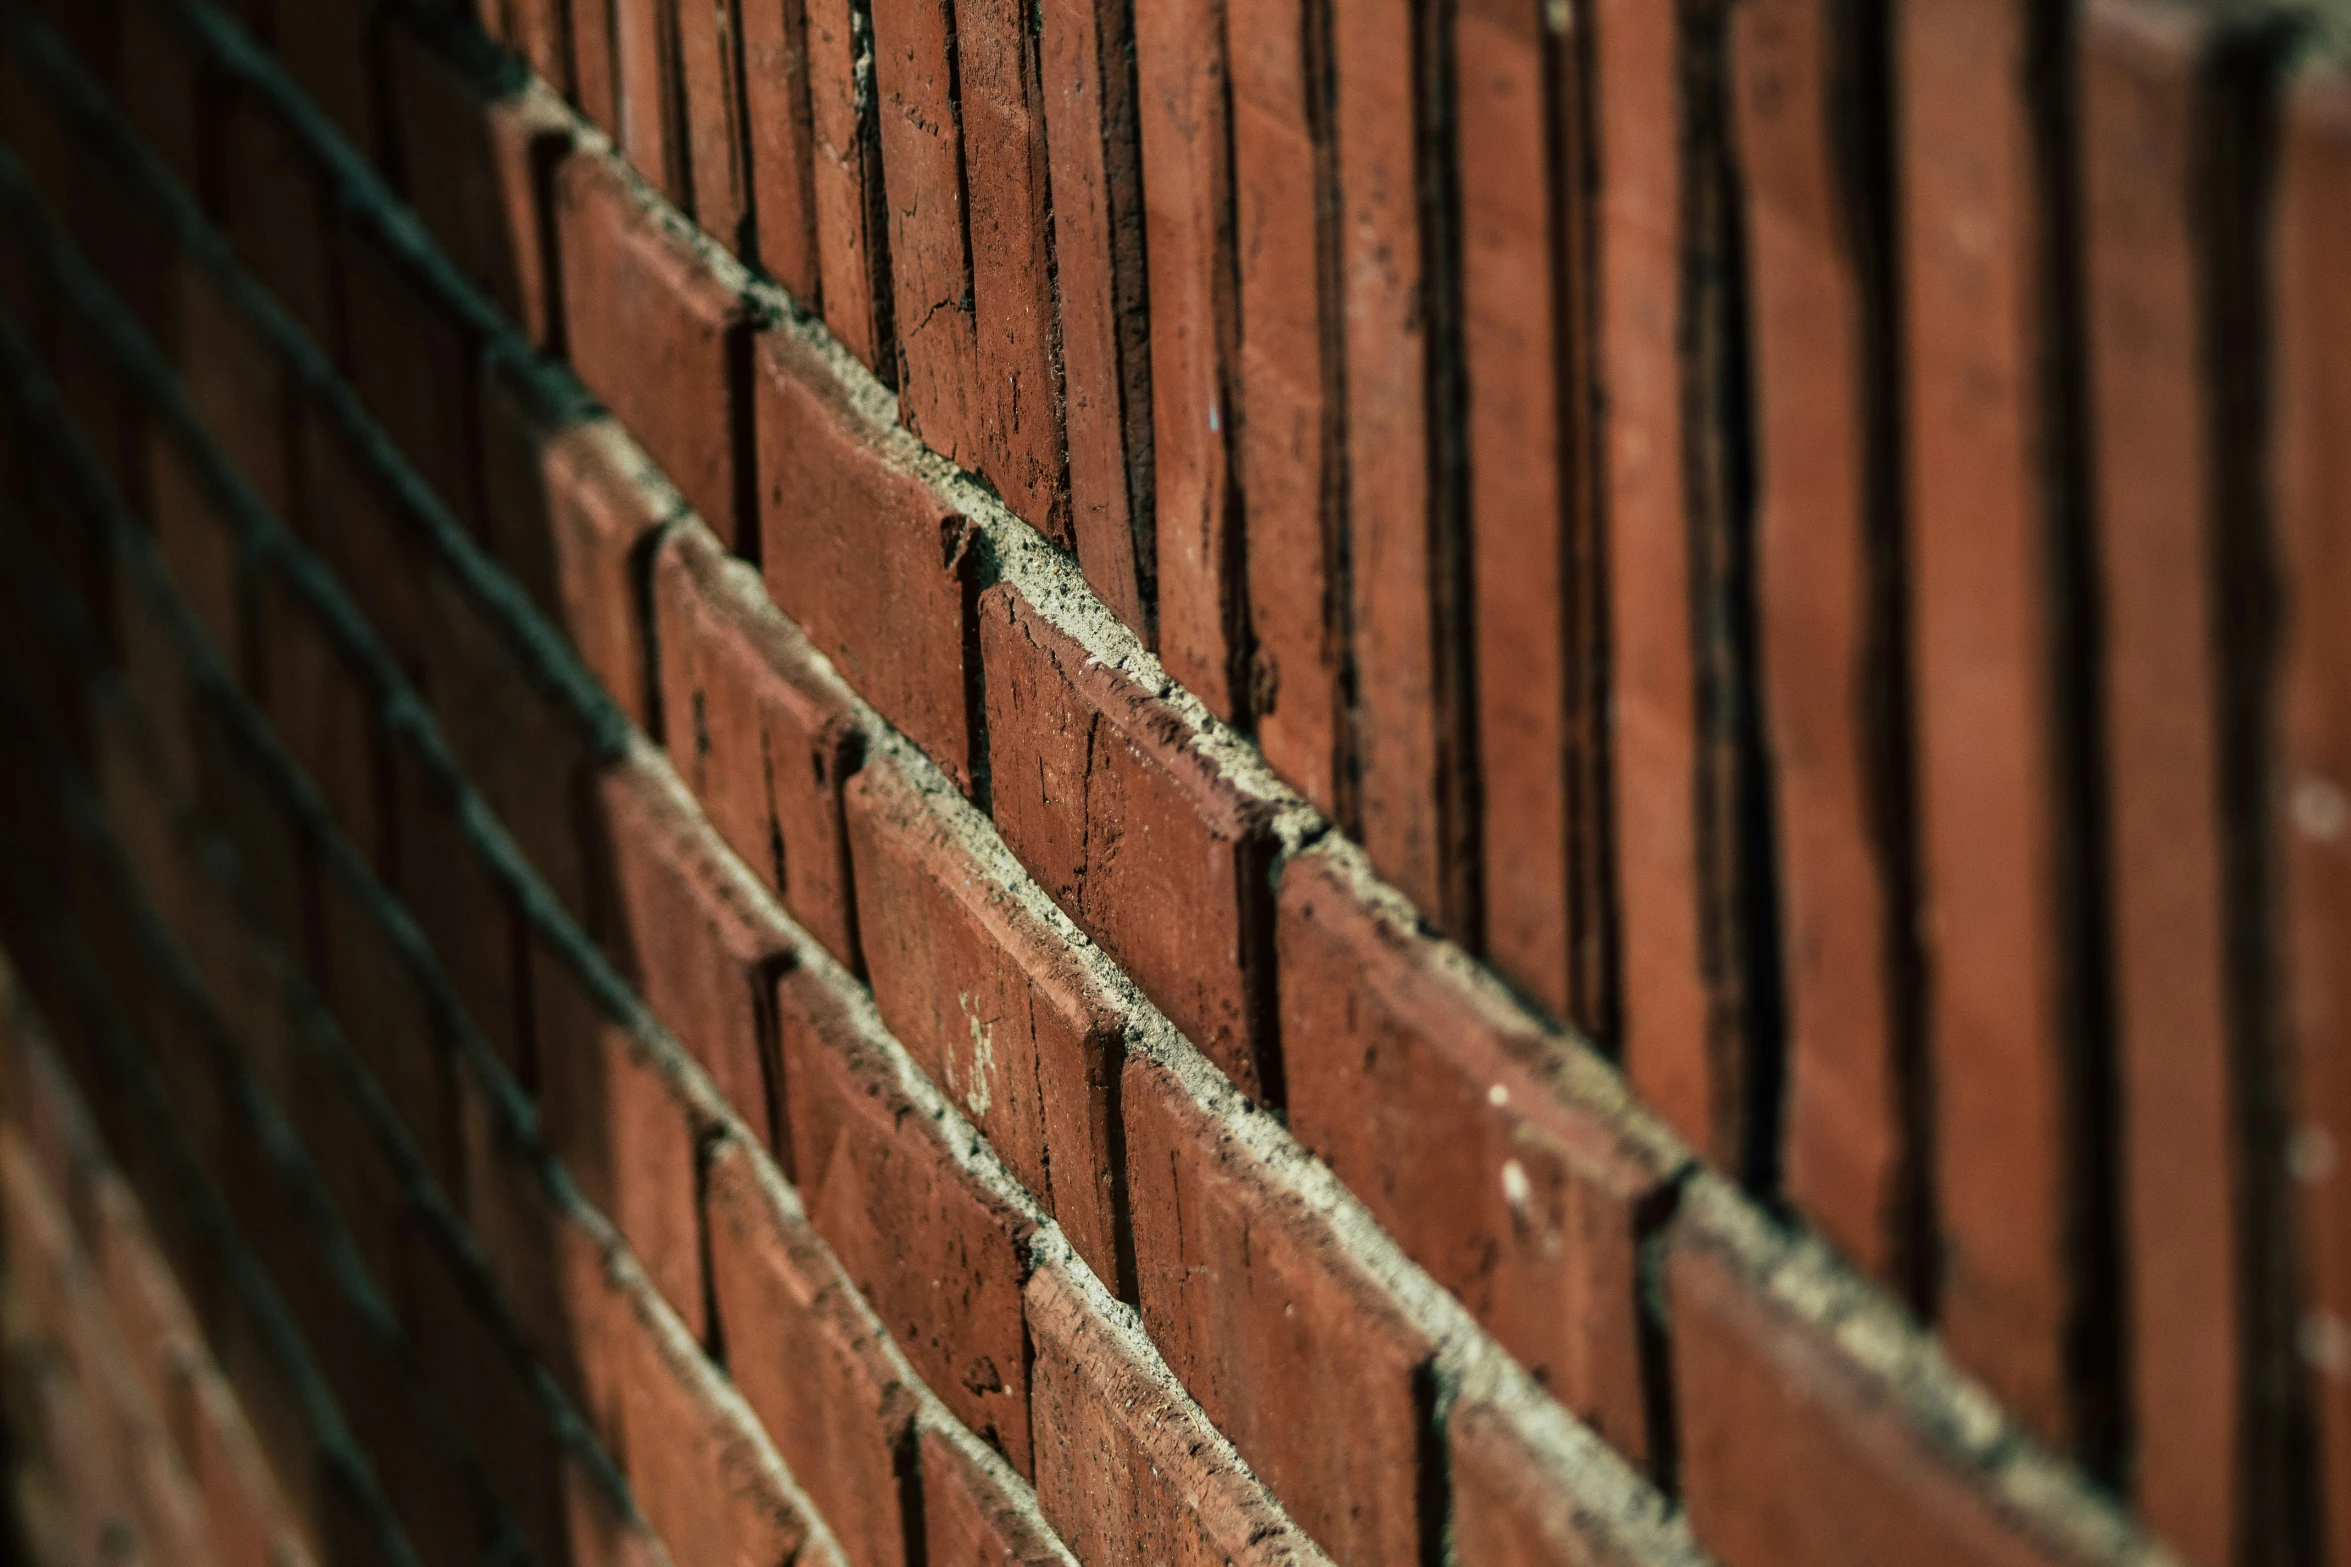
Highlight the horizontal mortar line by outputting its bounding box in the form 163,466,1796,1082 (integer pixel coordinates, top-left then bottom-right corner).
0,7,2181,1562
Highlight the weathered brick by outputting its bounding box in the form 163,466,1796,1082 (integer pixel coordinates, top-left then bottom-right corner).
1278,845,1673,1464
477,361,672,730
802,0,891,370
1460,0,1604,1035
1670,1186,2094,1567
1035,0,1153,633
1592,0,1711,1159
1334,0,1452,928
1123,1051,1432,1565
845,748,1126,1285
1024,1249,1325,1567
530,922,709,1343
918,1422,1073,1567
740,0,819,299
958,0,1068,545
385,20,570,349
554,148,756,551
603,1259,819,1567
2272,58,2351,1567
1898,0,2081,1452
754,326,978,790
654,520,865,968
870,0,984,467
2079,7,2266,1560
1731,0,1908,1286
703,1133,917,1567
292,396,431,679
1231,0,1338,815
673,0,753,253
583,750,790,1157
980,581,1278,1097
612,0,684,201
776,963,1037,1473
1132,0,1242,718
573,0,623,136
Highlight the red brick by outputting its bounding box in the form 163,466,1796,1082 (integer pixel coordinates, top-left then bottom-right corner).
326,222,484,527
448,1051,623,1427
173,258,296,526
1731,0,1906,1284
703,1133,918,1567
1132,0,1242,718
66,134,182,354
386,729,526,1071
1335,0,1453,927
1669,1191,2089,1567
2273,61,2351,1567
531,922,710,1340
147,430,245,683
586,750,793,1144
1035,0,1152,633
654,520,865,967
603,1261,815,1567
803,0,891,370
216,90,341,355
1278,847,1670,1463
554,148,756,550
613,0,684,200
254,573,381,872
293,396,431,678
477,362,671,730
1447,1394,1685,1567
506,0,569,96
385,21,571,348
420,561,603,921
870,0,986,473
313,863,454,1193
740,0,819,299
845,748,1126,1285
1898,0,2079,1451
121,0,206,198
776,963,1037,1473
56,306,152,524
395,1217,569,1567
676,0,754,253
980,581,1278,1096
1024,1248,1323,1567
918,1423,1071,1567
1122,1051,1433,1565
1592,0,1710,1155
177,1363,304,1567
574,0,623,136
1230,0,1338,814
2078,8,2256,1560
754,326,979,790
1459,0,1604,1034
958,0,1068,546
275,0,379,164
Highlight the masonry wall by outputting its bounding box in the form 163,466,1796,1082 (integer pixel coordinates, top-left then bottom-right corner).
0,1,2343,1565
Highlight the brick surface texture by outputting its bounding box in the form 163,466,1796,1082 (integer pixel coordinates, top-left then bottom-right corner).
0,3,2343,1567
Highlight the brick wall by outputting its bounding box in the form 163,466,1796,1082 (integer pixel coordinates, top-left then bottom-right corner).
0,1,2341,1566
